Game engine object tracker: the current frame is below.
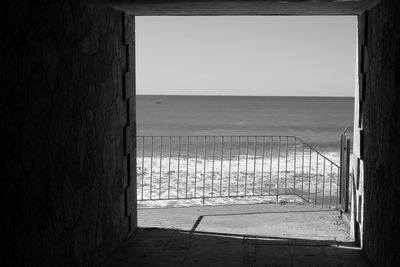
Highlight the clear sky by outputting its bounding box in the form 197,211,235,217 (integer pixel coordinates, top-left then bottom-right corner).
136,16,357,97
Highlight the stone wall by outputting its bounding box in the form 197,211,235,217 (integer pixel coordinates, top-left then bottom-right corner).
0,1,136,265
362,0,400,266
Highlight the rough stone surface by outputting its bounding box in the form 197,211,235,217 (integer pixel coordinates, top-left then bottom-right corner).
92,0,381,15
362,0,400,266
0,2,133,266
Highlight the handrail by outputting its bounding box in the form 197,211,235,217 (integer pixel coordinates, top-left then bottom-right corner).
343,125,354,136
294,137,340,169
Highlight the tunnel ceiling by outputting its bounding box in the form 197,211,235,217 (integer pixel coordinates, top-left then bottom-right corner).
89,0,381,15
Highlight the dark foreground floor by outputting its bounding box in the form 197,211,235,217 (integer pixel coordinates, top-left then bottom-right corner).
103,228,370,267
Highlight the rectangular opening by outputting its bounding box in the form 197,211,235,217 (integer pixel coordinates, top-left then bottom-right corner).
134,15,357,241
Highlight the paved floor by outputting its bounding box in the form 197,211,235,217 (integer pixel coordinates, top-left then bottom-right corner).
104,203,370,266
138,203,352,241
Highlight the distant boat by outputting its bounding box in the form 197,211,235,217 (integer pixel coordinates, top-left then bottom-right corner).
155,101,162,104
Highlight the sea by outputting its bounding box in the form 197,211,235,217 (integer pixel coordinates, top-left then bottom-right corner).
136,95,353,207
136,95,354,155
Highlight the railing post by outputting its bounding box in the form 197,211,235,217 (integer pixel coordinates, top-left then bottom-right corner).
345,138,351,211
340,134,351,212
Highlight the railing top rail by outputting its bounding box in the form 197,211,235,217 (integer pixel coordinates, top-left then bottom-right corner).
293,137,340,168
136,135,340,168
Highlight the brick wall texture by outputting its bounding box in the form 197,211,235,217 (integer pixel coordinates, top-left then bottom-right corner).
0,1,135,265
363,0,400,266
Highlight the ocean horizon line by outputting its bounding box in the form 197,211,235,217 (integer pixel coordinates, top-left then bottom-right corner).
137,94,354,98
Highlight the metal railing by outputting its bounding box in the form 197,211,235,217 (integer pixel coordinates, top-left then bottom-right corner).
137,136,341,208
340,126,353,212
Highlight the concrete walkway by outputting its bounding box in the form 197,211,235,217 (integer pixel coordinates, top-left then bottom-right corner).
104,203,370,266
138,203,352,241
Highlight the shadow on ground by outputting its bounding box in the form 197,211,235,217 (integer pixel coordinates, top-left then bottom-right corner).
103,227,370,267
138,203,353,242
